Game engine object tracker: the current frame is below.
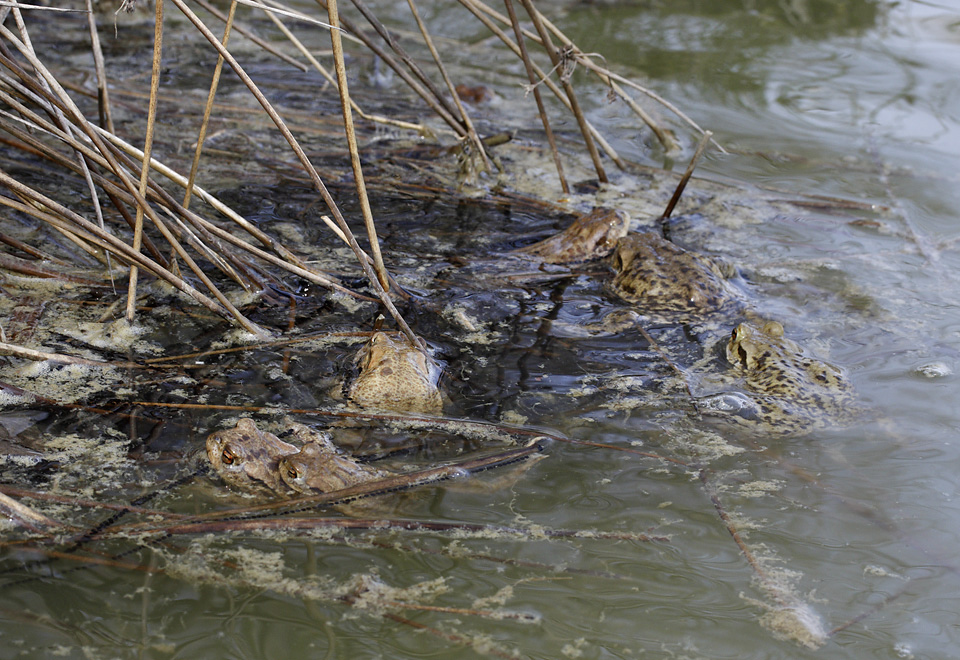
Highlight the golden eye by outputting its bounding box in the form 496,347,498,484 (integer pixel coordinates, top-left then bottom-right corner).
221,447,237,465
285,465,301,480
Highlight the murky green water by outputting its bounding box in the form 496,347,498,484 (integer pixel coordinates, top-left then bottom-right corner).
1,1,959,658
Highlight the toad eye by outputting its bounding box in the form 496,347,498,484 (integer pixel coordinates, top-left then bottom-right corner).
285,465,301,480
221,447,238,465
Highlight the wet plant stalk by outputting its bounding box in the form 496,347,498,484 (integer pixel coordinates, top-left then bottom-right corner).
660,130,713,221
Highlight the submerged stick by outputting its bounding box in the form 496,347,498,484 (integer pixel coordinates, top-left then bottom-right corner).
120,439,548,532
0,491,61,533
0,341,140,368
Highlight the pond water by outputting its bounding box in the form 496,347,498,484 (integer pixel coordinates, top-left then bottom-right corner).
1,1,959,658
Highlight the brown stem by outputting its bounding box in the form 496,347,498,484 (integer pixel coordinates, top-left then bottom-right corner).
518,0,606,183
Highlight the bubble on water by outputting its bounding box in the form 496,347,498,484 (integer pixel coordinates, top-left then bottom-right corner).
913,361,952,378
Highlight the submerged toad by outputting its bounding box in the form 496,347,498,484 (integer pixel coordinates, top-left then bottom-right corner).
206,418,383,499
346,332,443,414
205,418,299,496
513,207,630,264
608,233,744,320
279,436,389,494
701,320,859,434
206,418,546,510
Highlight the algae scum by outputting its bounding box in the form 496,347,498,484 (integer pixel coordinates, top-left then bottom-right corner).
2,1,960,659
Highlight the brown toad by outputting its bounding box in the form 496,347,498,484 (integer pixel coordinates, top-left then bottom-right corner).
608,232,744,320
513,207,630,264
205,418,299,496
345,332,443,414
700,320,859,435
279,436,389,495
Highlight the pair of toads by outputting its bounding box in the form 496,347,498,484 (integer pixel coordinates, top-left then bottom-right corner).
206,331,443,500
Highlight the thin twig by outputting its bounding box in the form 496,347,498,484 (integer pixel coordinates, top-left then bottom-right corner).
85,0,113,133
0,341,141,368
311,0,467,138
0,491,62,532
259,0,425,133
192,0,309,71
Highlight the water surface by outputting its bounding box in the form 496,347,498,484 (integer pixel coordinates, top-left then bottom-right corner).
1,1,959,658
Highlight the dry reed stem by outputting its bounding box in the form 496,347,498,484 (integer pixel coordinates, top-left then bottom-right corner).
503,0,567,193
327,0,389,291
346,0,466,131
0,28,268,337
406,0,491,171
529,9,723,153
466,0,710,153
312,0,466,138
8,8,112,275
0,65,354,298
2,104,351,296
0,3,85,11
457,0,625,169
660,130,713,221
92,126,309,270
84,0,113,133
519,0,606,183
0,171,229,316
192,0,308,71
0,97,167,264
261,2,425,134
171,0,424,348
183,0,236,210
126,0,164,323
232,0,337,29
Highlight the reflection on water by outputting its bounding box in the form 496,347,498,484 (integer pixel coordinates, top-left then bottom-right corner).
1,0,960,658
